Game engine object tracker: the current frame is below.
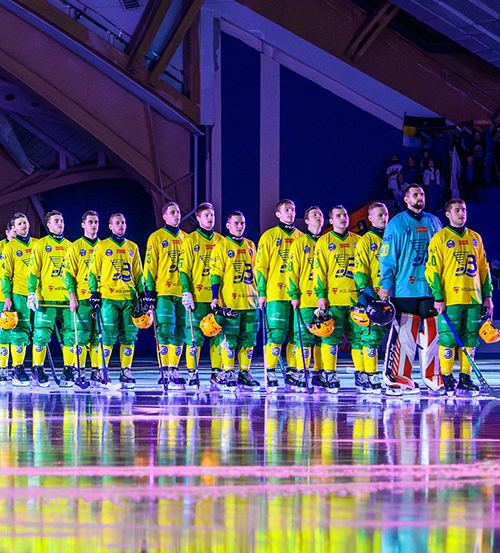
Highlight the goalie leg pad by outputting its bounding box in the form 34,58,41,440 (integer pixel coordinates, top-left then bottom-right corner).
383,312,419,389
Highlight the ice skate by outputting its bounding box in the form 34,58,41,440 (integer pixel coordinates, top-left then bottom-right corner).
266,369,279,392
186,369,200,390
442,374,456,397
0,367,8,386
210,370,227,391
311,369,333,394
237,370,260,392
367,373,382,395
456,372,479,397
119,368,136,389
60,365,74,388
31,366,49,388
354,371,371,394
12,365,30,387
285,368,306,392
325,370,340,393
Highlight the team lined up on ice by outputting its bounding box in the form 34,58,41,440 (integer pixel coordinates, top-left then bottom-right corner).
0,184,495,394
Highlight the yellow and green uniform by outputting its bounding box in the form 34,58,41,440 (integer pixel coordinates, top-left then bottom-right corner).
63,236,100,369
0,239,10,369
314,230,363,372
425,225,493,373
256,224,302,369
143,225,187,369
211,235,259,371
89,235,144,369
179,227,222,370
28,234,73,367
354,227,387,373
287,230,323,371
2,236,38,366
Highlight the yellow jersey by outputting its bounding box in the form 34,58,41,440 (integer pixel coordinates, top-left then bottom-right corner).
143,227,187,298
89,237,143,300
354,228,384,292
286,232,320,308
0,239,7,302
425,226,492,305
28,235,72,302
211,236,258,310
179,228,223,303
63,237,99,300
314,231,359,306
256,225,303,301
2,236,38,297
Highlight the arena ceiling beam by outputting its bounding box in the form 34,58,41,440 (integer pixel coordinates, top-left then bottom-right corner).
148,0,205,86
235,0,500,122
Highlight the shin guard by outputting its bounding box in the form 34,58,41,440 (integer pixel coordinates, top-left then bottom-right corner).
383,313,419,389
418,317,443,390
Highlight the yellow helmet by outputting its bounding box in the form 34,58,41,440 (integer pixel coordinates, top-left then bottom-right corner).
132,308,153,329
308,311,335,337
0,311,18,330
200,313,222,337
479,319,500,343
350,307,371,327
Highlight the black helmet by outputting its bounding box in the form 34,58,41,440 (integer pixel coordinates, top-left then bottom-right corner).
366,300,396,326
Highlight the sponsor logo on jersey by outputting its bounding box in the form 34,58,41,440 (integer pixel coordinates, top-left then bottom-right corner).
80,249,86,257
106,249,112,256
26,249,32,254
56,246,65,251
205,244,214,250
340,243,350,248
129,250,134,258
162,241,169,248
331,288,338,294
285,238,294,244
16,250,22,257
196,284,203,291
48,286,54,291
416,227,427,233
194,244,200,252
328,244,336,251
117,249,125,254
453,287,459,293
166,282,172,287
409,276,416,284
232,293,237,299
277,283,283,289
237,249,246,254
442,348,453,359
472,239,478,247
276,239,282,247
447,241,455,248
228,250,235,258
80,289,87,295
45,245,52,253
459,240,468,245
370,243,378,251
109,288,114,293
123,347,133,357
304,246,310,254
306,290,312,296
173,240,181,245
271,347,280,357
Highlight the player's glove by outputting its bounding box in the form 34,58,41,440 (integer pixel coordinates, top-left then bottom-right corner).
358,286,378,307
141,290,157,311
27,293,39,312
213,306,238,318
89,291,102,311
481,304,492,320
182,292,195,311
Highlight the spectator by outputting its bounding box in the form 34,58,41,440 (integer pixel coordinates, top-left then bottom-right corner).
386,155,403,197
404,156,419,184
423,159,441,212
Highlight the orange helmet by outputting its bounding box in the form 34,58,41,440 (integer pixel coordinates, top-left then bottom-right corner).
132,308,153,329
479,319,500,343
200,313,222,337
350,307,371,327
0,311,18,330
308,311,335,337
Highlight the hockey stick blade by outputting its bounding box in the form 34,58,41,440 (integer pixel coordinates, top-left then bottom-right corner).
442,312,500,400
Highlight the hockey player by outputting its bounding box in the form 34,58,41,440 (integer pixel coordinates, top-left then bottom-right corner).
2,213,37,385
353,202,390,394
210,211,260,390
63,210,105,385
287,206,328,391
88,213,144,388
0,219,18,383
179,202,223,387
256,199,303,389
379,184,443,394
27,210,73,387
314,205,362,391
143,202,187,389
425,199,493,396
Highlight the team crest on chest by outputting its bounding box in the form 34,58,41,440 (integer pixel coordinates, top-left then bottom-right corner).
80,249,86,257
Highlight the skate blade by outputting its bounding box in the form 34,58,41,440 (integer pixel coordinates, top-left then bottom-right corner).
385,389,403,397
12,380,30,388
456,389,479,398
403,387,420,395
238,385,261,393
33,381,50,388
103,381,122,391
266,385,278,394
60,382,74,388
0,380,7,387
120,383,136,390
356,387,371,394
